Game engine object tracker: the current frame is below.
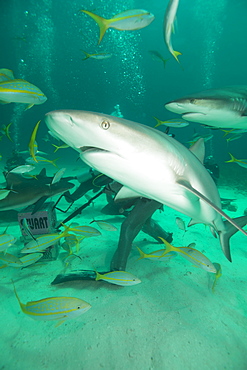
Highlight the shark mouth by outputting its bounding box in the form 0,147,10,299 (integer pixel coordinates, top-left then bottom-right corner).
80,146,109,154
182,112,207,116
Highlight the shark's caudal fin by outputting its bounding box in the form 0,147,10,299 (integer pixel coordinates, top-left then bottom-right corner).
219,216,247,262
177,179,247,237
177,179,247,261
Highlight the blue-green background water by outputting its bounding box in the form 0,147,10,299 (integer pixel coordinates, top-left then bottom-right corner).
1,2,247,369
0,0,247,168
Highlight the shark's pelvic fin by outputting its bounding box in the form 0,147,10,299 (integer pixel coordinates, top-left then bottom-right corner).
31,196,49,215
114,186,143,202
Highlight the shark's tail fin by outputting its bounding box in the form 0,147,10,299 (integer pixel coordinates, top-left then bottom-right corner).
219,215,247,262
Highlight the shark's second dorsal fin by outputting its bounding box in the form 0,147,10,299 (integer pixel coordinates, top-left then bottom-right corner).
189,138,205,163
114,186,142,203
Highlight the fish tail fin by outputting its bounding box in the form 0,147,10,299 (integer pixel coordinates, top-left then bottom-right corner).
162,59,169,69
12,280,25,312
95,271,101,281
80,10,109,44
158,237,173,255
136,246,146,260
25,103,34,110
153,116,163,128
81,50,91,61
51,158,59,167
225,152,236,163
173,50,182,63
219,215,247,262
60,224,71,238
52,144,59,153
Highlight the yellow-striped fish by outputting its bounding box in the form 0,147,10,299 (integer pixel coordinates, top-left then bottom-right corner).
0,232,16,251
81,9,154,44
12,281,91,325
0,252,22,265
1,253,43,269
81,50,112,61
26,156,59,167
212,263,222,292
1,122,13,141
95,270,141,286
159,237,216,273
0,79,47,109
21,226,71,253
137,246,175,261
64,223,101,237
28,121,41,163
52,143,70,153
0,69,15,82
62,234,85,254
153,117,189,128
163,0,182,63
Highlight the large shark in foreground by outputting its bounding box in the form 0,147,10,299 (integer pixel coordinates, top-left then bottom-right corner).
165,86,247,129
45,110,247,261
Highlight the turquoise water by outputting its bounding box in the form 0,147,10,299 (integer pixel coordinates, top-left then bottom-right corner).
1,1,247,369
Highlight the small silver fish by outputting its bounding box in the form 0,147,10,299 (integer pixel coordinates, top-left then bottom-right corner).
175,217,186,232
9,165,35,174
90,219,117,231
52,167,66,185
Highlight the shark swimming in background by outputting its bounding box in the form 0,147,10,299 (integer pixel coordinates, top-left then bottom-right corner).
165,86,247,129
0,169,74,213
45,110,247,262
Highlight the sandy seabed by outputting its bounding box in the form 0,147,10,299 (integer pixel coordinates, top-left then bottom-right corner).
1,173,247,370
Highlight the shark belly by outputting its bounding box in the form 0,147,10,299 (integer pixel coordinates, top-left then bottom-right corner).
80,142,223,231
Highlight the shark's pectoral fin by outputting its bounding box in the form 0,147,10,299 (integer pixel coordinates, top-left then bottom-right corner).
176,179,247,238
114,186,143,203
31,196,48,214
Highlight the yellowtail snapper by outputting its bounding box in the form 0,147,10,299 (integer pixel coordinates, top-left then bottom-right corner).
12,281,91,325
137,246,175,261
0,79,47,109
81,9,155,44
212,263,222,292
21,226,71,254
95,270,141,286
159,237,216,273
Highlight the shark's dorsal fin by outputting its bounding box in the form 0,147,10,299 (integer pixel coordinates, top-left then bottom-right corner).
189,138,205,163
177,179,247,239
114,186,142,203
38,168,47,177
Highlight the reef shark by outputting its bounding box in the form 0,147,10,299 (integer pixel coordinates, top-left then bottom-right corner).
45,110,247,261
0,168,74,213
165,85,247,129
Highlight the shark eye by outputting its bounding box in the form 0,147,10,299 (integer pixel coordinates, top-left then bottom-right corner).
101,120,110,130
